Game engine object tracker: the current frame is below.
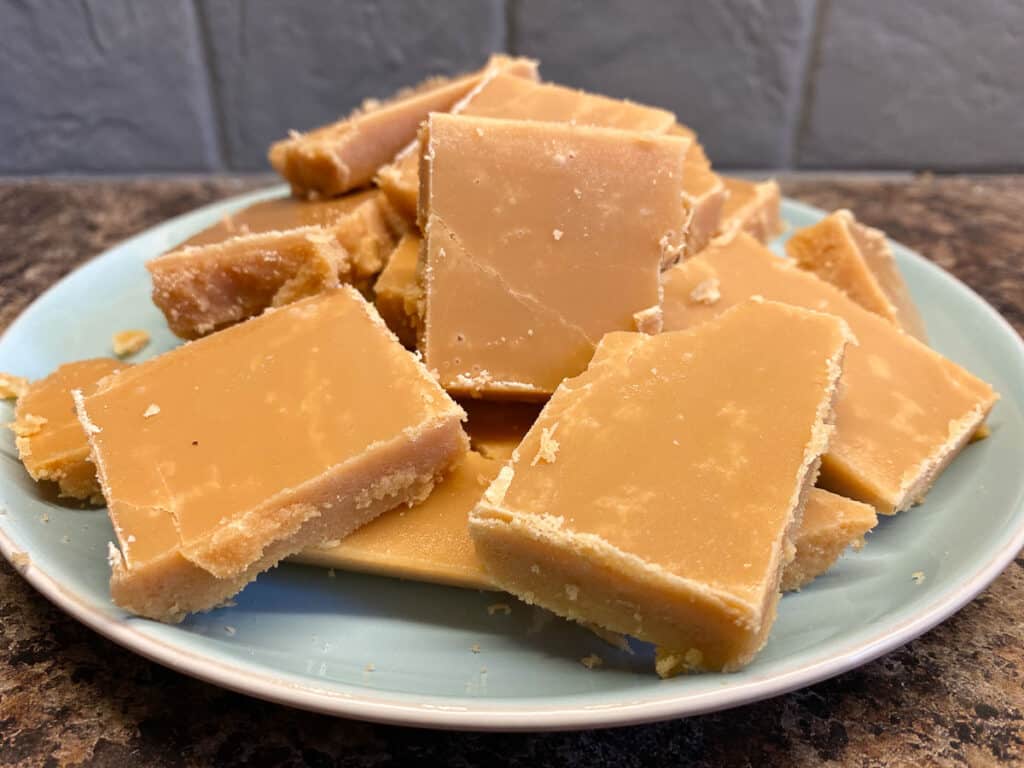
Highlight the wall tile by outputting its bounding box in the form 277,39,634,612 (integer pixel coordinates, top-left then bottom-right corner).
799,0,1024,170
0,0,219,173
510,0,818,168
200,0,505,171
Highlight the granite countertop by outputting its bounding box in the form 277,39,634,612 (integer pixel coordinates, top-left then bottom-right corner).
0,176,1021,767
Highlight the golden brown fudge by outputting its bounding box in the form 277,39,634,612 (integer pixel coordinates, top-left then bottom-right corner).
298,465,872,597
271,55,537,198
296,451,498,590
372,231,421,347
669,124,727,257
10,359,125,504
378,71,676,225
460,400,544,461
786,209,928,342
180,190,377,247
149,191,398,339
662,233,998,513
420,113,689,399
783,489,877,592
75,289,467,622
718,177,783,243
469,300,853,675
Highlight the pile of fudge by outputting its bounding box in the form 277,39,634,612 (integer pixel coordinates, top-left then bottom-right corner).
3,56,997,677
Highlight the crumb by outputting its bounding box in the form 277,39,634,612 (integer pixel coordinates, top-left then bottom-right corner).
39,512,49,524
553,229,563,241
487,602,511,616
475,127,484,137
288,129,302,140
126,534,136,543
224,625,236,636
580,653,603,670
112,329,150,357
10,413,47,438
912,571,926,585
689,277,721,305
143,404,161,418
10,551,30,569
531,424,559,466
105,542,122,569
530,564,541,574
0,373,29,400
364,663,376,672
470,643,481,654
573,188,582,199
565,584,579,601
61,535,71,544
328,568,336,579
220,599,238,608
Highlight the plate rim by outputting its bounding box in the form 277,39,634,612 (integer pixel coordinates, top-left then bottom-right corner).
1,188,1022,731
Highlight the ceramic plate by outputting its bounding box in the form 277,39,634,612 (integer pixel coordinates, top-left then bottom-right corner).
1,187,1021,731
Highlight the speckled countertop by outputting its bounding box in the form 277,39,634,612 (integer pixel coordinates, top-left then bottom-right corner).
0,176,1021,767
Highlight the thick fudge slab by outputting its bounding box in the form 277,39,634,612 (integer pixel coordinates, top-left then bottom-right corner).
661,233,997,513
420,113,688,398
75,289,467,622
469,301,852,675
786,209,928,342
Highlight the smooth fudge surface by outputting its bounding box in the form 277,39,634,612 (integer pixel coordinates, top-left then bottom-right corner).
296,451,498,590
372,231,421,347
469,301,852,674
149,191,398,339
420,113,688,398
718,177,783,243
379,71,676,224
661,233,997,513
783,488,877,592
76,288,467,621
181,191,377,248
298,464,873,597
786,209,928,342
11,358,125,504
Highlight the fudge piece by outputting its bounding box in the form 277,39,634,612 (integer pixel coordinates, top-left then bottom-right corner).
10,359,125,504
180,190,378,247
786,209,928,342
718,177,783,243
420,113,689,398
661,233,998,513
75,288,467,621
469,300,853,675
297,463,871,597
271,55,537,198
149,191,398,339
296,451,499,590
372,231,421,347
669,124,727,257
378,71,676,225
783,488,877,591
460,400,544,461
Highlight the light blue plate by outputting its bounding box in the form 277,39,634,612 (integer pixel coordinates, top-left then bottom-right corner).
0,186,1021,730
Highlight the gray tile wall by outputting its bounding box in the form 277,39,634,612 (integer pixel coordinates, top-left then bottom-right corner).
1,0,1020,174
